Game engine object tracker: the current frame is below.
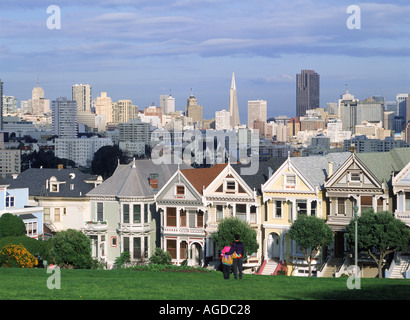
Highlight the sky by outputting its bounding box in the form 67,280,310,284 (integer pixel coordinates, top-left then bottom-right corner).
1,0,410,121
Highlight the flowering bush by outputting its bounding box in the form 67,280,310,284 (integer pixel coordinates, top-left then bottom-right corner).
0,244,38,268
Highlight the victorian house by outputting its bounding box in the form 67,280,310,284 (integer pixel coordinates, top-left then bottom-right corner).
85,159,189,268
393,161,410,228
261,153,350,276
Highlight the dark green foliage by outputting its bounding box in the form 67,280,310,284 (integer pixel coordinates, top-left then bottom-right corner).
149,248,172,265
91,145,126,179
211,217,259,259
21,149,75,171
114,251,131,268
289,215,334,276
0,213,26,238
50,229,93,269
346,210,410,278
0,235,52,264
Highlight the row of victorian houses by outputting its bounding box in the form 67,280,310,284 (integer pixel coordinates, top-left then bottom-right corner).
1,148,410,277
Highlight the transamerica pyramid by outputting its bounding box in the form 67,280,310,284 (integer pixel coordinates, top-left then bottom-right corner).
229,72,240,128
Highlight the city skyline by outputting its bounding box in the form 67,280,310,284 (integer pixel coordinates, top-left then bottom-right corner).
1,1,410,121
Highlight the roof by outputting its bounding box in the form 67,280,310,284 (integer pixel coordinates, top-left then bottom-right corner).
88,159,191,198
356,148,410,187
290,152,351,189
5,168,100,198
180,163,227,195
231,157,287,195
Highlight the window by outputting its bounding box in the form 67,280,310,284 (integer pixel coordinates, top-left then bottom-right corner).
133,237,141,259
144,204,149,223
180,209,187,227
361,196,372,213
180,241,188,260
111,236,117,247
123,204,130,223
311,201,317,216
350,172,361,183
236,204,247,222
123,237,130,253
54,208,60,222
285,174,296,185
406,193,410,211
133,204,141,224
167,239,177,259
226,180,236,193
197,211,204,227
296,200,307,216
44,208,50,222
337,198,346,215
144,236,148,258
51,184,58,192
274,201,282,218
250,205,257,224
167,207,177,227
216,205,223,221
176,185,185,195
97,202,103,222
5,196,14,208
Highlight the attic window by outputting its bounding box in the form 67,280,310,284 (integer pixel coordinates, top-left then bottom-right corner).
349,172,361,183
176,185,185,195
285,174,296,186
225,180,236,193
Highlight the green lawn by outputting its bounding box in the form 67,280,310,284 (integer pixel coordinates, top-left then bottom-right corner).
0,268,409,300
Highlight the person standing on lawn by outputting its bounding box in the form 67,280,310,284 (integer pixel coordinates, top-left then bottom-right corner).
227,234,245,279
221,244,233,280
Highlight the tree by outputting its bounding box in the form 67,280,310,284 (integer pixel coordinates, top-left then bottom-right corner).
50,229,93,269
0,213,26,239
92,145,126,179
289,215,334,277
212,217,259,259
345,210,410,278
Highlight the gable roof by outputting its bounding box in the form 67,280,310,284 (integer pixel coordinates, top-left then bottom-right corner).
356,148,410,188
6,168,100,198
291,152,351,190
180,163,227,195
87,159,191,198
231,157,287,195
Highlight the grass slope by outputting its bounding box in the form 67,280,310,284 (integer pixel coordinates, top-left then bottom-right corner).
0,268,409,300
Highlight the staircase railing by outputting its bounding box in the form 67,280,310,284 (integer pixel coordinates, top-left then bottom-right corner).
316,255,331,278
384,252,398,279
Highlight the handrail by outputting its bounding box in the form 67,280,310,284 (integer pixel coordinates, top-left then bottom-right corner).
317,255,331,277
384,252,397,279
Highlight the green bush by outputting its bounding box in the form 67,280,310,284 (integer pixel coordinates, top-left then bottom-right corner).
50,229,92,269
0,213,26,239
149,248,172,265
0,236,52,265
114,251,131,269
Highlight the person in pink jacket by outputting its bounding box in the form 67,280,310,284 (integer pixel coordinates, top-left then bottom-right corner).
221,245,233,280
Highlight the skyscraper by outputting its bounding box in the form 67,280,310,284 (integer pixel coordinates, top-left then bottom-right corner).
0,79,3,130
185,92,202,123
296,70,320,117
52,97,78,138
72,84,92,114
229,72,240,127
248,100,267,130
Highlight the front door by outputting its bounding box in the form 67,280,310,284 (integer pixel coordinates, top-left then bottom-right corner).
334,232,345,258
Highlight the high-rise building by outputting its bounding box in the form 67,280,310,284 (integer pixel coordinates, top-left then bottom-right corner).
296,70,320,117
229,72,240,127
72,84,92,114
30,84,50,115
215,110,231,130
185,92,202,123
112,99,138,124
0,79,3,130
95,92,113,124
248,100,267,130
2,96,18,115
160,94,175,115
52,97,78,138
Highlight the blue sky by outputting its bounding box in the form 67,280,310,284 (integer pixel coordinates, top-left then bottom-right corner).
1,0,410,121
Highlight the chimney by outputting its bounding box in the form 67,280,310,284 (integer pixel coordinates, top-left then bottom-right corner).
149,173,159,190
328,162,334,178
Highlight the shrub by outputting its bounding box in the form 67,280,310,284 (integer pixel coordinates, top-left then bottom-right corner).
0,213,26,239
114,251,131,269
50,229,92,269
0,244,38,268
149,248,172,265
0,236,52,265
